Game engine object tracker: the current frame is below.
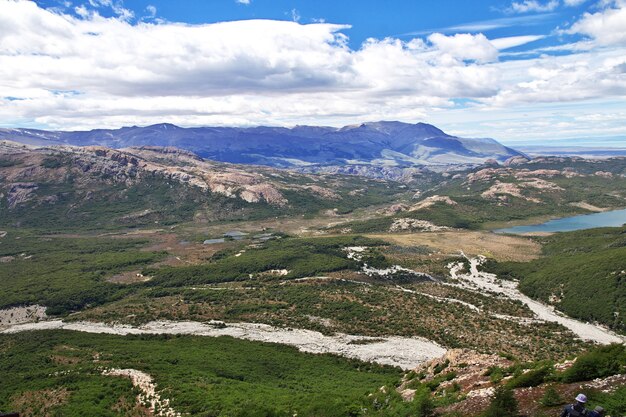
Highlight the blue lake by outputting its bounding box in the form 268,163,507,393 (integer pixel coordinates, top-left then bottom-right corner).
494,208,626,234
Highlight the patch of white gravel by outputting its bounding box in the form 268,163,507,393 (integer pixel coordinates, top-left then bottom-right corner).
448,253,625,344
467,386,495,399
0,305,47,328
344,246,434,280
2,320,445,370
102,368,180,417
394,285,481,312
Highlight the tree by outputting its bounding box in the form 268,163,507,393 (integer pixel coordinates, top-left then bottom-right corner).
539,386,563,407
482,386,518,417
413,387,435,417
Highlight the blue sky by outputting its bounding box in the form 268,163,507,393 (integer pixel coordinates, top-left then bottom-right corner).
35,0,589,54
1,0,625,145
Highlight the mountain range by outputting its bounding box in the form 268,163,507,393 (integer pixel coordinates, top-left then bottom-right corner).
0,121,523,168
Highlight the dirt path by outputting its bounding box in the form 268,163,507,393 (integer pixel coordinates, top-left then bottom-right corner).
448,254,624,344
2,320,446,369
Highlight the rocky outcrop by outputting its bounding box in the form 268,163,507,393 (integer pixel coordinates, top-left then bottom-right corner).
399,349,513,401
0,143,355,208
410,195,457,211
503,156,530,166
7,182,39,208
389,218,449,232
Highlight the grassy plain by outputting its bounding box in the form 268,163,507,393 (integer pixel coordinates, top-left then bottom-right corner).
367,231,542,262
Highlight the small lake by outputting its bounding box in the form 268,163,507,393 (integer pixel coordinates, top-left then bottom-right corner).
494,208,626,234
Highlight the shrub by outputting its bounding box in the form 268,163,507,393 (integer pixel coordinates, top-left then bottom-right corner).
540,386,564,407
485,366,504,384
507,365,552,388
433,359,450,375
560,344,625,383
413,386,435,417
481,386,518,417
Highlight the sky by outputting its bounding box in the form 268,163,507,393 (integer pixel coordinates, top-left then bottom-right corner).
0,0,625,145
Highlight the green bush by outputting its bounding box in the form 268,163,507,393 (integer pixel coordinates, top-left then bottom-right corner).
506,365,552,388
560,344,625,383
481,386,518,417
412,386,435,417
540,386,564,407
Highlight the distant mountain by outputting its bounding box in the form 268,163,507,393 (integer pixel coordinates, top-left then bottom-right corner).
517,145,626,158
0,121,523,167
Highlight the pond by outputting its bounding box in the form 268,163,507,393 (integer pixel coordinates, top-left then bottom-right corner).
493,208,626,234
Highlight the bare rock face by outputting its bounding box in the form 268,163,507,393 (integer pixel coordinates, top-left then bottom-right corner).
303,185,341,200
481,181,538,202
595,171,613,178
514,169,562,178
7,182,39,208
503,156,530,166
0,142,356,212
379,203,410,215
466,168,500,183
389,218,449,232
410,195,457,211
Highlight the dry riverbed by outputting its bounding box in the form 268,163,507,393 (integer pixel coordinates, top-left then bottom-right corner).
2,320,446,369
448,254,624,345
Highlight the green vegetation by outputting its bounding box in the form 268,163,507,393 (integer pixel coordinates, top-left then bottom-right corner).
481,386,518,417
587,385,626,417
486,226,626,333
560,344,625,383
0,330,401,416
0,177,267,231
539,386,564,407
147,236,384,287
506,365,552,389
76,279,584,361
0,231,164,314
337,158,626,233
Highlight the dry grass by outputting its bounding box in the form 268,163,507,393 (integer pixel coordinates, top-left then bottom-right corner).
366,230,541,262
11,388,70,417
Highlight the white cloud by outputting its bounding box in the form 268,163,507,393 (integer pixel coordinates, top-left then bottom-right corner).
87,0,134,21
563,0,587,5
0,0,625,143
489,35,545,50
145,5,156,18
508,0,560,13
236,0,251,4
487,48,626,106
290,8,301,22
567,1,626,45
428,33,499,63
401,14,556,35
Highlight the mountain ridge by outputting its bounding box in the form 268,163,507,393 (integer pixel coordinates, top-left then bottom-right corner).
0,121,524,168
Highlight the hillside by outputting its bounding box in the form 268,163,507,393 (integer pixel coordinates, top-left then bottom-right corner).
1,142,625,416
486,226,626,334
0,141,403,230
0,121,523,168
335,156,626,232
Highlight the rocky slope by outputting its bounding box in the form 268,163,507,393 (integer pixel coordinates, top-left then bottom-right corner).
0,141,397,229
